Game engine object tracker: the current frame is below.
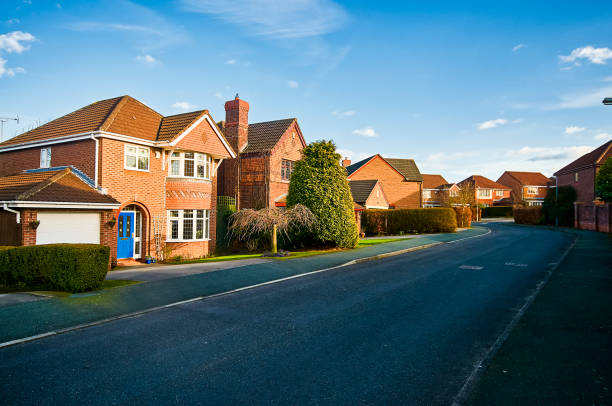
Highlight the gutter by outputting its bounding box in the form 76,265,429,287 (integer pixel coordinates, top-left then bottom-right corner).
2,203,20,223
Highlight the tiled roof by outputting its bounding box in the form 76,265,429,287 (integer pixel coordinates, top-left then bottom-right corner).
501,171,551,186
383,157,423,182
554,140,612,175
349,180,378,204
346,155,423,182
242,118,296,153
0,168,119,205
459,175,510,190
422,174,449,189
157,110,207,141
0,95,215,147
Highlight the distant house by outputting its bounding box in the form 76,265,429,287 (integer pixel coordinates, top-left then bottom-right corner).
349,179,389,209
458,175,511,207
421,174,460,207
343,154,423,209
497,171,551,206
554,140,612,203
217,96,307,210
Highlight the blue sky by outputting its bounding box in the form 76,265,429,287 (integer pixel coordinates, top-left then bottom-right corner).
1,0,611,182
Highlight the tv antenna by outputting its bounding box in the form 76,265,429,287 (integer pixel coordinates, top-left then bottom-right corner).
0,116,19,142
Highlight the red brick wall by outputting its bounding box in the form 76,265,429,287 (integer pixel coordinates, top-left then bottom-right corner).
100,210,118,265
0,139,96,179
174,117,233,158
267,121,304,207
365,182,389,208
348,155,421,209
21,209,37,246
557,167,596,203
239,153,267,209
575,202,612,232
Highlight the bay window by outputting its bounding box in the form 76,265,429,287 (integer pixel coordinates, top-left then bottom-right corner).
167,209,210,241
125,145,149,171
169,151,211,179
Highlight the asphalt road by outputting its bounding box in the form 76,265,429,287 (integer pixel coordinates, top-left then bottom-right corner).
0,223,574,405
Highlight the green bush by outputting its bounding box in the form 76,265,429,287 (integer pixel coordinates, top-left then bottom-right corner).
542,186,577,226
595,157,612,202
482,206,513,218
453,206,472,228
513,207,543,225
362,208,457,235
0,244,109,292
287,140,358,248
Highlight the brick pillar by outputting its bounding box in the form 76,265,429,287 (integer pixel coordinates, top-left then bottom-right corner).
574,202,579,229
100,211,118,267
21,209,37,246
210,171,218,256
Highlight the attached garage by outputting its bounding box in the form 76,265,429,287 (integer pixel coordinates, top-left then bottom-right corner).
36,212,101,245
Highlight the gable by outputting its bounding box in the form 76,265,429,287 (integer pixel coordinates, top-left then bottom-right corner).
173,114,235,158
347,155,405,181
271,120,306,158
365,182,389,208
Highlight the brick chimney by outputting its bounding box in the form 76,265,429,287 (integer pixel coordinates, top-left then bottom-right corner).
224,94,249,153
342,157,351,168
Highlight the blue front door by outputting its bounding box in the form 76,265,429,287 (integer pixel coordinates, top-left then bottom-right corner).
117,212,135,259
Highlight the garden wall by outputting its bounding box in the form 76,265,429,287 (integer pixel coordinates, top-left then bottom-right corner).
574,202,612,233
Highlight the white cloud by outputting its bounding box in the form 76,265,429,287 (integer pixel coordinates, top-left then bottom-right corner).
332,110,355,118
136,54,159,65
546,86,612,110
352,126,378,137
560,46,612,65
0,31,36,54
180,0,348,39
604,76,612,82
477,118,508,130
0,57,25,78
506,145,594,162
287,80,299,88
7,19,20,24
512,43,525,52
226,59,236,65
564,126,586,135
594,132,611,141
172,101,196,111
336,148,370,162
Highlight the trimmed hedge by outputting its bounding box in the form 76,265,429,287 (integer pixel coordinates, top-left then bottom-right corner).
542,186,577,227
0,244,109,292
482,206,513,218
453,206,472,228
513,207,543,225
362,208,457,235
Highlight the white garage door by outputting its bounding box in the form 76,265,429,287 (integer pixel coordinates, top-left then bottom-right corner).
36,212,100,245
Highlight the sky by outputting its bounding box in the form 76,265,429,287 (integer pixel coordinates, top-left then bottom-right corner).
1,0,611,183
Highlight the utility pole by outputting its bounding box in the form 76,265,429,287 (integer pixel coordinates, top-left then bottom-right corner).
0,116,19,142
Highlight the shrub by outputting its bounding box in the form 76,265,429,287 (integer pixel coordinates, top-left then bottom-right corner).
0,244,109,292
482,206,513,218
513,207,543,225
595,157,612,202
287,140,358,248
470,206,482,221
362,208,457,235
542,186,577,226
453,206,472,228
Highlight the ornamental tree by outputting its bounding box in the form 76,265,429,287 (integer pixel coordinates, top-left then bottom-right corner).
595,157,612,202
286,140,358,248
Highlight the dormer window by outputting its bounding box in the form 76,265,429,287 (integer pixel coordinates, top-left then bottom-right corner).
40,148,51,168
169,151,211,179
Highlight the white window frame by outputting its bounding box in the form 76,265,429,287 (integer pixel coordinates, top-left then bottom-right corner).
495,190,504,197
168,151,211,180
124,144,150,171
166,209,210,242
281,159,294,181
527,186,538,195
423,190,432,199
40,147,51,168
477,188,492,198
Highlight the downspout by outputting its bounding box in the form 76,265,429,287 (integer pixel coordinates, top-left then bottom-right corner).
3,203,20,223
91,133,99,187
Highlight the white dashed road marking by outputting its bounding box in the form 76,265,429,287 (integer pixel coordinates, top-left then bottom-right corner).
459,265,484,270
504,262,528,267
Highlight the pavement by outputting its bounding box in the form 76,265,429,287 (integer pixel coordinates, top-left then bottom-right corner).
0,226,488,345
0,223,579,404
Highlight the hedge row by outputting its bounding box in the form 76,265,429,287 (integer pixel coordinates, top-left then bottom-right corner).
453,207,472,228
362,208,457,235
513,207,543,225
482,206,513,218
0,244,109,292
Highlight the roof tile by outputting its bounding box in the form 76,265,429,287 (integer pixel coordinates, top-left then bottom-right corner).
554,140,612,175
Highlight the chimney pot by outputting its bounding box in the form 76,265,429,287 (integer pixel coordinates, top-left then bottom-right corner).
342,157,351,168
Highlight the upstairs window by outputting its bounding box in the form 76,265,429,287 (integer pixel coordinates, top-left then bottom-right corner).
125,145,149,171
281,159,294,181
496,190,504,197
40,148,51,168
423,190,432,199
527,187,538,195
169,152,211,179
478,189,492,198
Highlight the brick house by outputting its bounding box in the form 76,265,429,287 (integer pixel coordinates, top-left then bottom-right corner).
554,140,612,203
344,154,423,209
421,174,460,207
497,171,551,206
217,96,307,209
0,95,235,262
349,180,390,209
0,168,120,246
458,175,511,207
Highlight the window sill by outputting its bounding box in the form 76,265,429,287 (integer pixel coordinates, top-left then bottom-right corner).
166,238,211,243
166,176,211,182
125,167,150,173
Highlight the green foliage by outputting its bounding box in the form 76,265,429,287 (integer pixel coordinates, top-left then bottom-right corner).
362,208,457,235
453,206,472,228
513,207,544,225
542,186,577,226
482,206,513,218
216,202,237,251
595,157,612,202
0,244,109,292
286,140,358,248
